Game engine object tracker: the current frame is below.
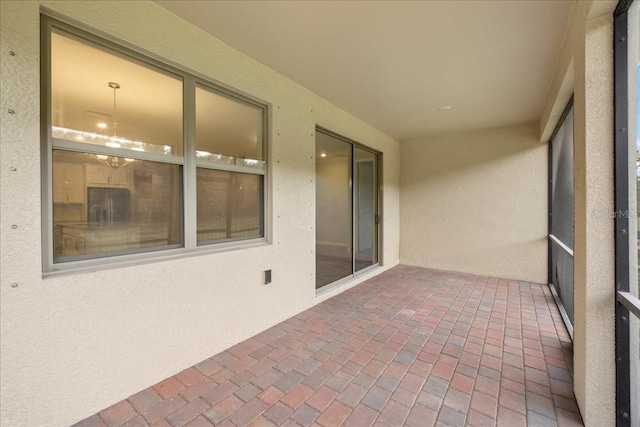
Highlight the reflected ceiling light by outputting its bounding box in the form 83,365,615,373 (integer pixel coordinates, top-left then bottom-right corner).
196,150,264,169
95,82,134,169
52,126,170,155
320,152,327,158
96,122,108,129
437,105,452,111
94,155,134,168
51,82,174,159
108,82,120,135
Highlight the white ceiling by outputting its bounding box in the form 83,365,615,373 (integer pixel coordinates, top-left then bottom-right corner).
154,0,574,140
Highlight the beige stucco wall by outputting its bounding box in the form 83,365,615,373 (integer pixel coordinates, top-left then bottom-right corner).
0,1,400,425
399,124,548,284
539,1,617,425
572,14,616,426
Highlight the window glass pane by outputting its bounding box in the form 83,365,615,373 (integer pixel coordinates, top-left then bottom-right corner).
195,85,264,168
53,149,182,261
44,18,271,270
51,29,183,156
316,132,353,288
196,168,262,243
354,147,378,272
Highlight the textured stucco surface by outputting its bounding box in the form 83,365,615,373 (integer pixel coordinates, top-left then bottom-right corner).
539,0,585,142
538,1,617,423
399,124,548,284
572,15,616,427
0,1,400,425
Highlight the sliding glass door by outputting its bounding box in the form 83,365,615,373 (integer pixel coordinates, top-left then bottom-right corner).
315,129,379,290
355,147,378,272
315,132,353,287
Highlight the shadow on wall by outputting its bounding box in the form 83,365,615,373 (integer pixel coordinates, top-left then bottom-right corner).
402,123,543,182
399,123,548,283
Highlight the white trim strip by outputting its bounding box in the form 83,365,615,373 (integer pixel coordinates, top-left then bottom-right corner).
196,161,265,175
53,138,185,165
617,291,640,319
549,234,574,259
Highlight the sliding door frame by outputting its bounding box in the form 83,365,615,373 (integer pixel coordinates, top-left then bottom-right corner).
315,126,382,293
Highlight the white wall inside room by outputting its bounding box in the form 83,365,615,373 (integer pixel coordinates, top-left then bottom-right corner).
0,1,400,426
315,159,351,256
400,124,548,284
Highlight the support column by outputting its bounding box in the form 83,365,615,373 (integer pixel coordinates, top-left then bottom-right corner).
572,14,616,427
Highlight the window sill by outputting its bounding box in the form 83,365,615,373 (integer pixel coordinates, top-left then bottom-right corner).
42,238,269,278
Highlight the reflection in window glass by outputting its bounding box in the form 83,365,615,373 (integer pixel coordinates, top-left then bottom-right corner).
316,132,353,288
354,147,378,272
196,169,262,243
51,29,183,156
196,85,264,167
52,150,182,261
44,17,268,269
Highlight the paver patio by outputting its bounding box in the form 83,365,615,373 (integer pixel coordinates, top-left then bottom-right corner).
74,265,582,427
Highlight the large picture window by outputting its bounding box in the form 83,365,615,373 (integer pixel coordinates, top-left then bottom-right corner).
42,17,267,271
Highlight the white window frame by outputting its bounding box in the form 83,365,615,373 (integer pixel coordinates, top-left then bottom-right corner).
41,15,269,274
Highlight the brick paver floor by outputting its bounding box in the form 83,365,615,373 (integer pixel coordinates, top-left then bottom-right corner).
75,265,582,426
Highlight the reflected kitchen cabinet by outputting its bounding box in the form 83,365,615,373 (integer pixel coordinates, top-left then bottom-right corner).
60,223,140,256
86,164,130,188
53,162,84,204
